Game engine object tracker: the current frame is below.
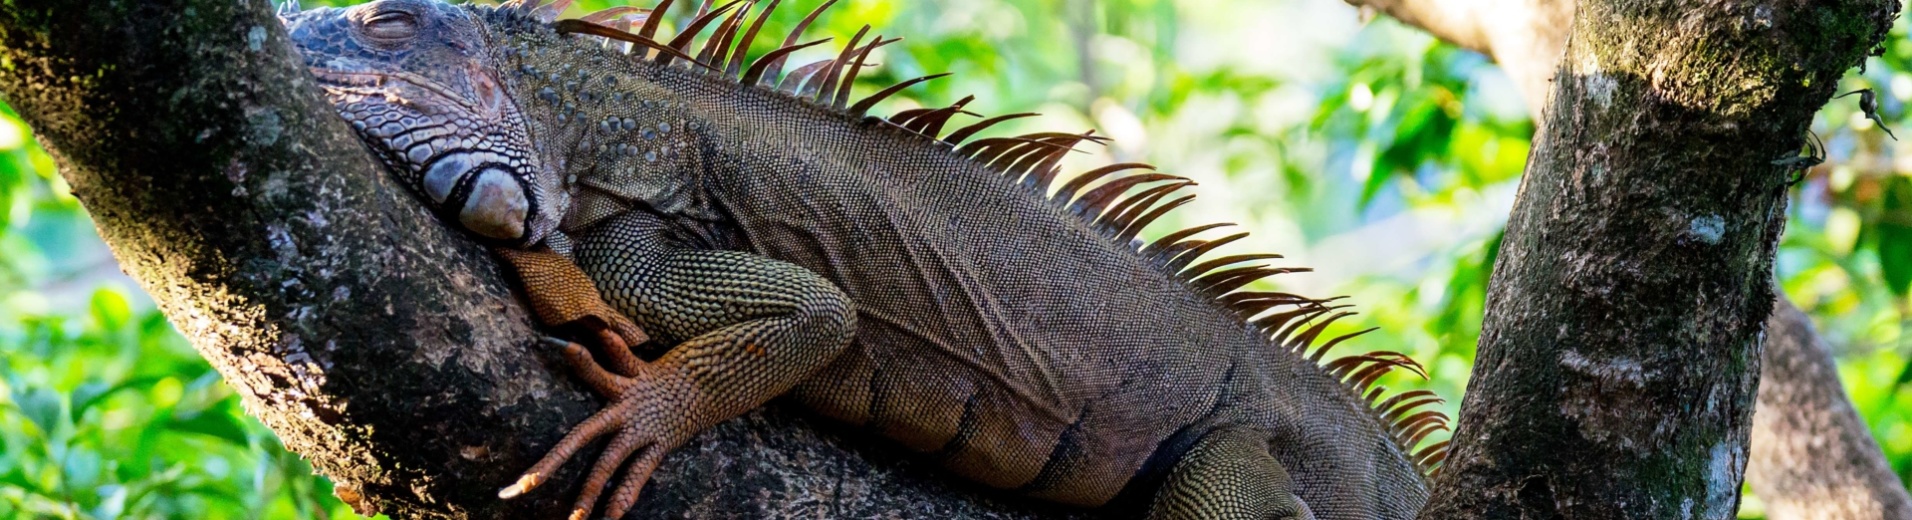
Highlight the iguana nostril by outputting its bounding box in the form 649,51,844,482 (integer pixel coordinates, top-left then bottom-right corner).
458,169,528,241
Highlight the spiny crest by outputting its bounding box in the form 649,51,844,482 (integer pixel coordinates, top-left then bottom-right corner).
502,0,902,106
505,0,1450,477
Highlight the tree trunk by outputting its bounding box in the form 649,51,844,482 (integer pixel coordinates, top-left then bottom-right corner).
1417,0,1898,518
0,0,1080,518
1344,0,1912,515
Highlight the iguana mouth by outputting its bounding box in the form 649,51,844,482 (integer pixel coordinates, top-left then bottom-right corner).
308,68,489,116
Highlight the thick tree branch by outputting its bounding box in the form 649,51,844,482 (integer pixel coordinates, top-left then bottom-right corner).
1414,0,1896,518
1345,0,1912,515
0,0,1081,518
1751,299,1912,518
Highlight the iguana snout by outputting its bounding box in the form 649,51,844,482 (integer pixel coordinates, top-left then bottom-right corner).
284,0,565,247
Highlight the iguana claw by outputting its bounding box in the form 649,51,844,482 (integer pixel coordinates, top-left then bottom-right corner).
502,339,691,520
497,473,541,499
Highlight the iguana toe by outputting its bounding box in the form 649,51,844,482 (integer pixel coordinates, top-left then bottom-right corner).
502,357,696,520
549,338,634,398
592,444,666,519
569,426,646,519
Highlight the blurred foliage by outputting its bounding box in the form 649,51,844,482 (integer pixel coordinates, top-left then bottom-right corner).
0,0,1905,518
0,107,348,517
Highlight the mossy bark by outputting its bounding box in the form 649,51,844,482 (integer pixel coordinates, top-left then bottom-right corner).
1418,0,1899,518
0,0,1082,518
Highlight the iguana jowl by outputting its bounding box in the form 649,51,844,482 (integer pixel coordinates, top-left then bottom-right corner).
282,1,1449,518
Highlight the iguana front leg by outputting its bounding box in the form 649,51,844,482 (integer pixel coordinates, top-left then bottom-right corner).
497,215,856,520
494,246,651,375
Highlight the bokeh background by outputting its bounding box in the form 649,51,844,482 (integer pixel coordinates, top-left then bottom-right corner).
0,0,1905,518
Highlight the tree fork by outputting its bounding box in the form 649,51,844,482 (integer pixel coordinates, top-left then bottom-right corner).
0,0,1078,518
1419,0,1898,518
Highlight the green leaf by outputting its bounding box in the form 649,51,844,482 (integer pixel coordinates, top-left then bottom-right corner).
60,447,102,496
1878,176,1912,298
69,381,112,417
89,288,132,333
167,407,250,447
1359,170,1391,209
0,466,37,492
72,377,164,417
14,386,64,439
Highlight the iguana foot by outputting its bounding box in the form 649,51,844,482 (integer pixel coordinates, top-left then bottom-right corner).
500,340,697,520
494,246,651,376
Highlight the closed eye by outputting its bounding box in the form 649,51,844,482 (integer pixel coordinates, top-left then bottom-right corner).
363,10,418,41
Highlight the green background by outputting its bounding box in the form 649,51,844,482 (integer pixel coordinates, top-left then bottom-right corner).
0,0,1905,518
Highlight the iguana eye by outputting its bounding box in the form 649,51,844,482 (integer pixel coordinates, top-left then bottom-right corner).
363,10,418,41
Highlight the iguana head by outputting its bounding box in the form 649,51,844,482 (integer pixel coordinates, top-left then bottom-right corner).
284,0,565,247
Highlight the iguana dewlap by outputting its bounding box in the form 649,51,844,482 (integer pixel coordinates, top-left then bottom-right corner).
282,1,1448,518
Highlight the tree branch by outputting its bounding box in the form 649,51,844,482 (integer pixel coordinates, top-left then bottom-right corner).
1342,0,1572,116
1751,298,1912,518
0,0,1082,518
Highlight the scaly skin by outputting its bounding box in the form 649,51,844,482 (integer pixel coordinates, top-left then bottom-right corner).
284,1,1443,518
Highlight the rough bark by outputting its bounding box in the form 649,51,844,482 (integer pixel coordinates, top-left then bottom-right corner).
1343,0,1912,515
1414,0,1897,518
1751,299,1912,519
0,0,1081,518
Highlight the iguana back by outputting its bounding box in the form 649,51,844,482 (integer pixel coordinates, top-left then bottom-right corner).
654,73,1428,510
284,1,1447,518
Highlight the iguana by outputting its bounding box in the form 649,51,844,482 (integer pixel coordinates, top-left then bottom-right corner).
282,0,1450,518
